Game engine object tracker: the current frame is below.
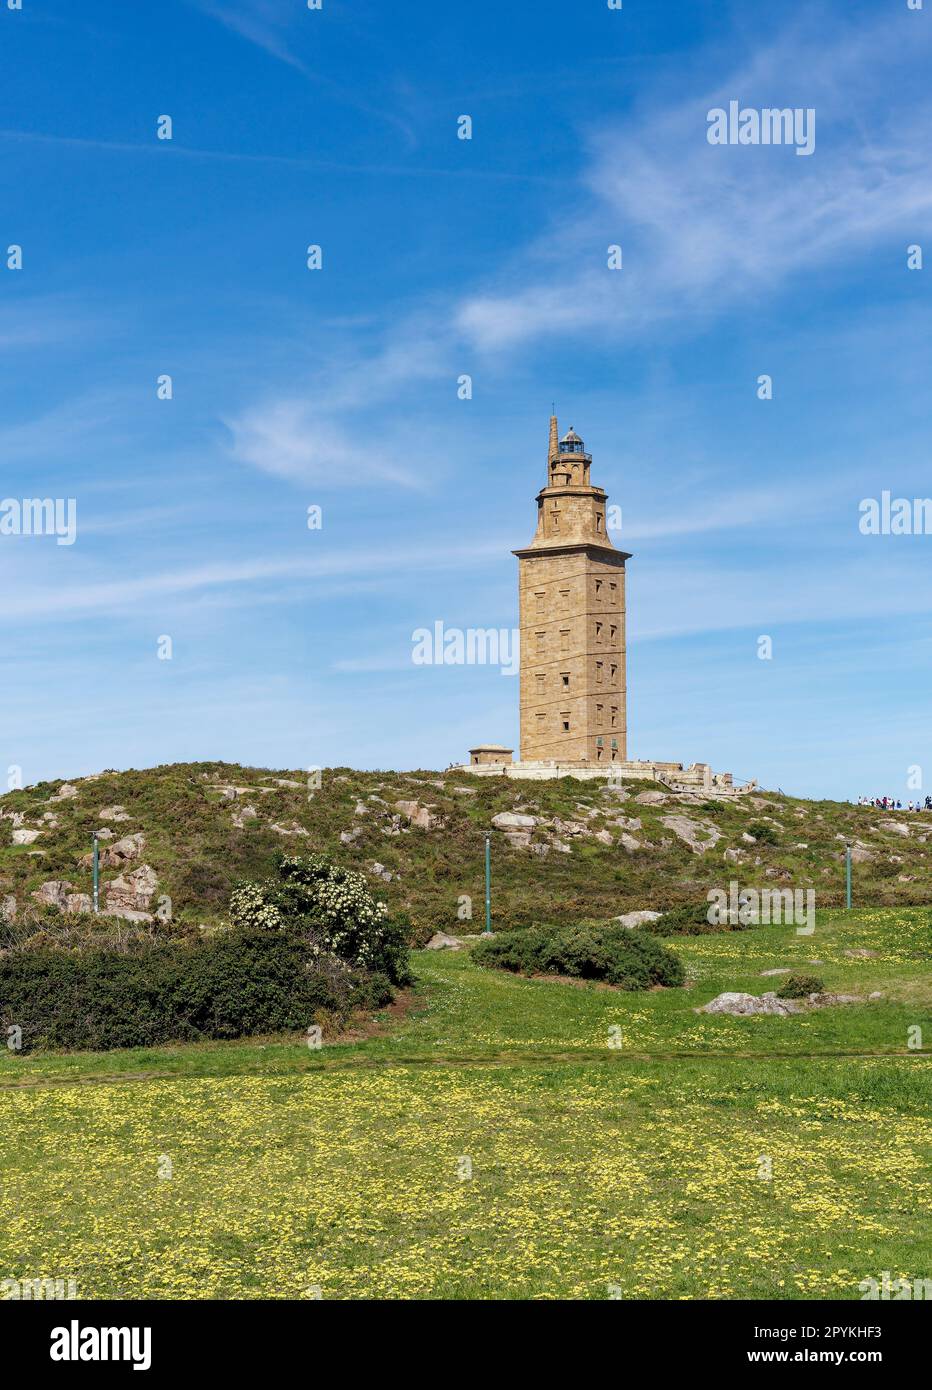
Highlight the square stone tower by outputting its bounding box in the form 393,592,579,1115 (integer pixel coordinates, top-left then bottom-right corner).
513,416,631,765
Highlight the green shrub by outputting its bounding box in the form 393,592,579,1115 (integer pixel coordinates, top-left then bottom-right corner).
229,853,411,985
776,973,823,999
642,902,751,935
473,922,684,990
0,852,410,1052
746,821,780,845
0,927,351,1052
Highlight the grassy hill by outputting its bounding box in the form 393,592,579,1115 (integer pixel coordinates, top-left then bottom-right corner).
0,761,929,1300
1,761,931,941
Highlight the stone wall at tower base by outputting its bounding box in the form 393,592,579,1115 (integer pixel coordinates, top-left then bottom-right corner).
451,757,757,796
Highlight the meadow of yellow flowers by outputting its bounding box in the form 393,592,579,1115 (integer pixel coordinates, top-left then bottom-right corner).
0,907,928,1299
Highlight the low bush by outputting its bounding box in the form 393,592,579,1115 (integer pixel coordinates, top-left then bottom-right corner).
746,821,780,846
229,853,411,985
776,973,824,999
642,902,751,935
472,921,685,989
0,853,408,1052
0,926,369,1052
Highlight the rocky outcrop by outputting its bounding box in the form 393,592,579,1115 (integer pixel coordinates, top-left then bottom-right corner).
98,805,131,822
80,833,146,869
425,932,462,951
616,910,662,929
231,804,257,828
490,811,538,832
12,828,41,845
104,864,158,920
33,880,71,909
32,881,92,914
269,821,309,837
662,816,721,855
699,991,802,1016
49,783,79,802
700,988,872,1016
394,800,446,832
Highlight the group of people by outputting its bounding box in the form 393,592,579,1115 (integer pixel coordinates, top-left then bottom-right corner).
858,795,932,811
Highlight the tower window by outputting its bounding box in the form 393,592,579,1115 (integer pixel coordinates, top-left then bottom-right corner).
535,590,546,614
609,582,618,605
595,622,603,643
596,704,604,727
610,664,618,683
561,672,570,688
559,628,570,653
610,625,618,642
610,705,618,727
561,714,570,732
595,579,603,597
597,513,604,532
596,661,603,683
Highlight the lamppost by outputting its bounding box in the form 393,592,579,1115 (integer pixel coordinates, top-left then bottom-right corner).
484,834,492,935
92,831,100,915
845,840,852,911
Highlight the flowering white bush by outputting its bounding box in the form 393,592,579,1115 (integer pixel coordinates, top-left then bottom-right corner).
228,855,408,981
227,883,283,933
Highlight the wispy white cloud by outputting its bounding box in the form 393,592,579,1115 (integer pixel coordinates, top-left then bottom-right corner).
225,399,419,489
0,538,507,622
188,0,417,143
222,315,454,488
0,296,113,354
456,17,932,351
225,11,932,485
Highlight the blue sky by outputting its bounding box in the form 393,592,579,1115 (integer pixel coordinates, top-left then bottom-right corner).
1,0,931,799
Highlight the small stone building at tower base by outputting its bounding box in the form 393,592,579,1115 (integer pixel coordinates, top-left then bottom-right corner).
453,756,757,797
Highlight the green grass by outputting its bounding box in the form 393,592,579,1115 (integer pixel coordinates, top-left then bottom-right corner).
0,906,929,1299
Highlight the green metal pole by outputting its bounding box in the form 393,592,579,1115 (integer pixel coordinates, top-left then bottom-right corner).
93,833,99,915
484,834,492,934
845,841,852,911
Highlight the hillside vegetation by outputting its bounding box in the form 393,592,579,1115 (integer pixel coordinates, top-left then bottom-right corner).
1,762,930,944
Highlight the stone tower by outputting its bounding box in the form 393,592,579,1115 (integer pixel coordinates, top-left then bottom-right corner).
513,416,631,765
